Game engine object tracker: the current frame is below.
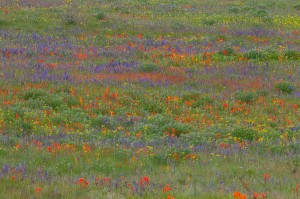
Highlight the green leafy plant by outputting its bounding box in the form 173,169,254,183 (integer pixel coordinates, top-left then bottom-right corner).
235,91,257,103
275,82,296,94
284,50,300,60
23,89,47,100
231,127,258,141
202,18,216,26
138,63,160,72
64,15,76,25
294,4,300,10
245,51,266,60
228,7,239,14
192,96,214,108
218,47,235,56
0,19,8,27
95,11,106,20
252,9,268,17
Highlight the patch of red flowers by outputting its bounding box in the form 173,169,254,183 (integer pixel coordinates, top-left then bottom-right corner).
253,192,267,198
162,184,172,192
139,176,149,186
233,191,246,199
77,177,89,188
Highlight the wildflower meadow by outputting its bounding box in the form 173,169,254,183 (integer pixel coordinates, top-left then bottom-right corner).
0,0,300,198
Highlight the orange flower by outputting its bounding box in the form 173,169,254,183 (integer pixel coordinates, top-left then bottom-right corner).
162,184,172,192
11,176,15,182
143,176,149,183
233,191,246,199
85,180,89,186
35,187,41,193
263,173,270,182
137,34,143,39
261,192,267,198
78,178,89,188
79,178,85,183
222,50,229,56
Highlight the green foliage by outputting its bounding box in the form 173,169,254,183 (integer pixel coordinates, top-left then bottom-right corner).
218,47,235,56
142,98,164,113
65,96,80,107
244,50,278,60
231,127,258,141
23,89,47,100
181,131,215,145
252,9,268,17
284,50,300,60
133,114,194,136
275,82,296,94
91,115,116,129
257,89,269,97
138,63,160,72
192,96,214,108
294,4,300,10
171,22,186,31
95,11,106,20
245,51,265,60
235,91,257,103
64,15,76,25
0,19,8,27
163,121,194,137
264,49,279,60
182,91,201,101
44,96,66,111
202,18,216,26
51,112,67,125
228,7,239,14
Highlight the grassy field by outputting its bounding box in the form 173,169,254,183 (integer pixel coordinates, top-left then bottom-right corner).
0,0,300,198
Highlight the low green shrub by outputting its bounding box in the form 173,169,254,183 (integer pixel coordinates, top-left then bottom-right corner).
202,19,216,26
275,82,295,94
245,51,266,60
192,96,214,108
95,11,106,20
138,64,160,72
284,50,300,60
23,89,47,100
64,15,76,25
294,4,300,10
231,127,258,141
235,91,257,103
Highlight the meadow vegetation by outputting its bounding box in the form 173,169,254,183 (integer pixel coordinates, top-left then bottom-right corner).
0,0,299,198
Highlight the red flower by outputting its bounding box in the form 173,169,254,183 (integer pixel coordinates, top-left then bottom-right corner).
223,103,228,108
85,180,89,186
263,173,270,182
79,178,85,183
233,191,246,199
261,192,267,198
143,176,149,183
162,184,172,192
139,178,143,186
35,187,41,193
222,50,229,56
